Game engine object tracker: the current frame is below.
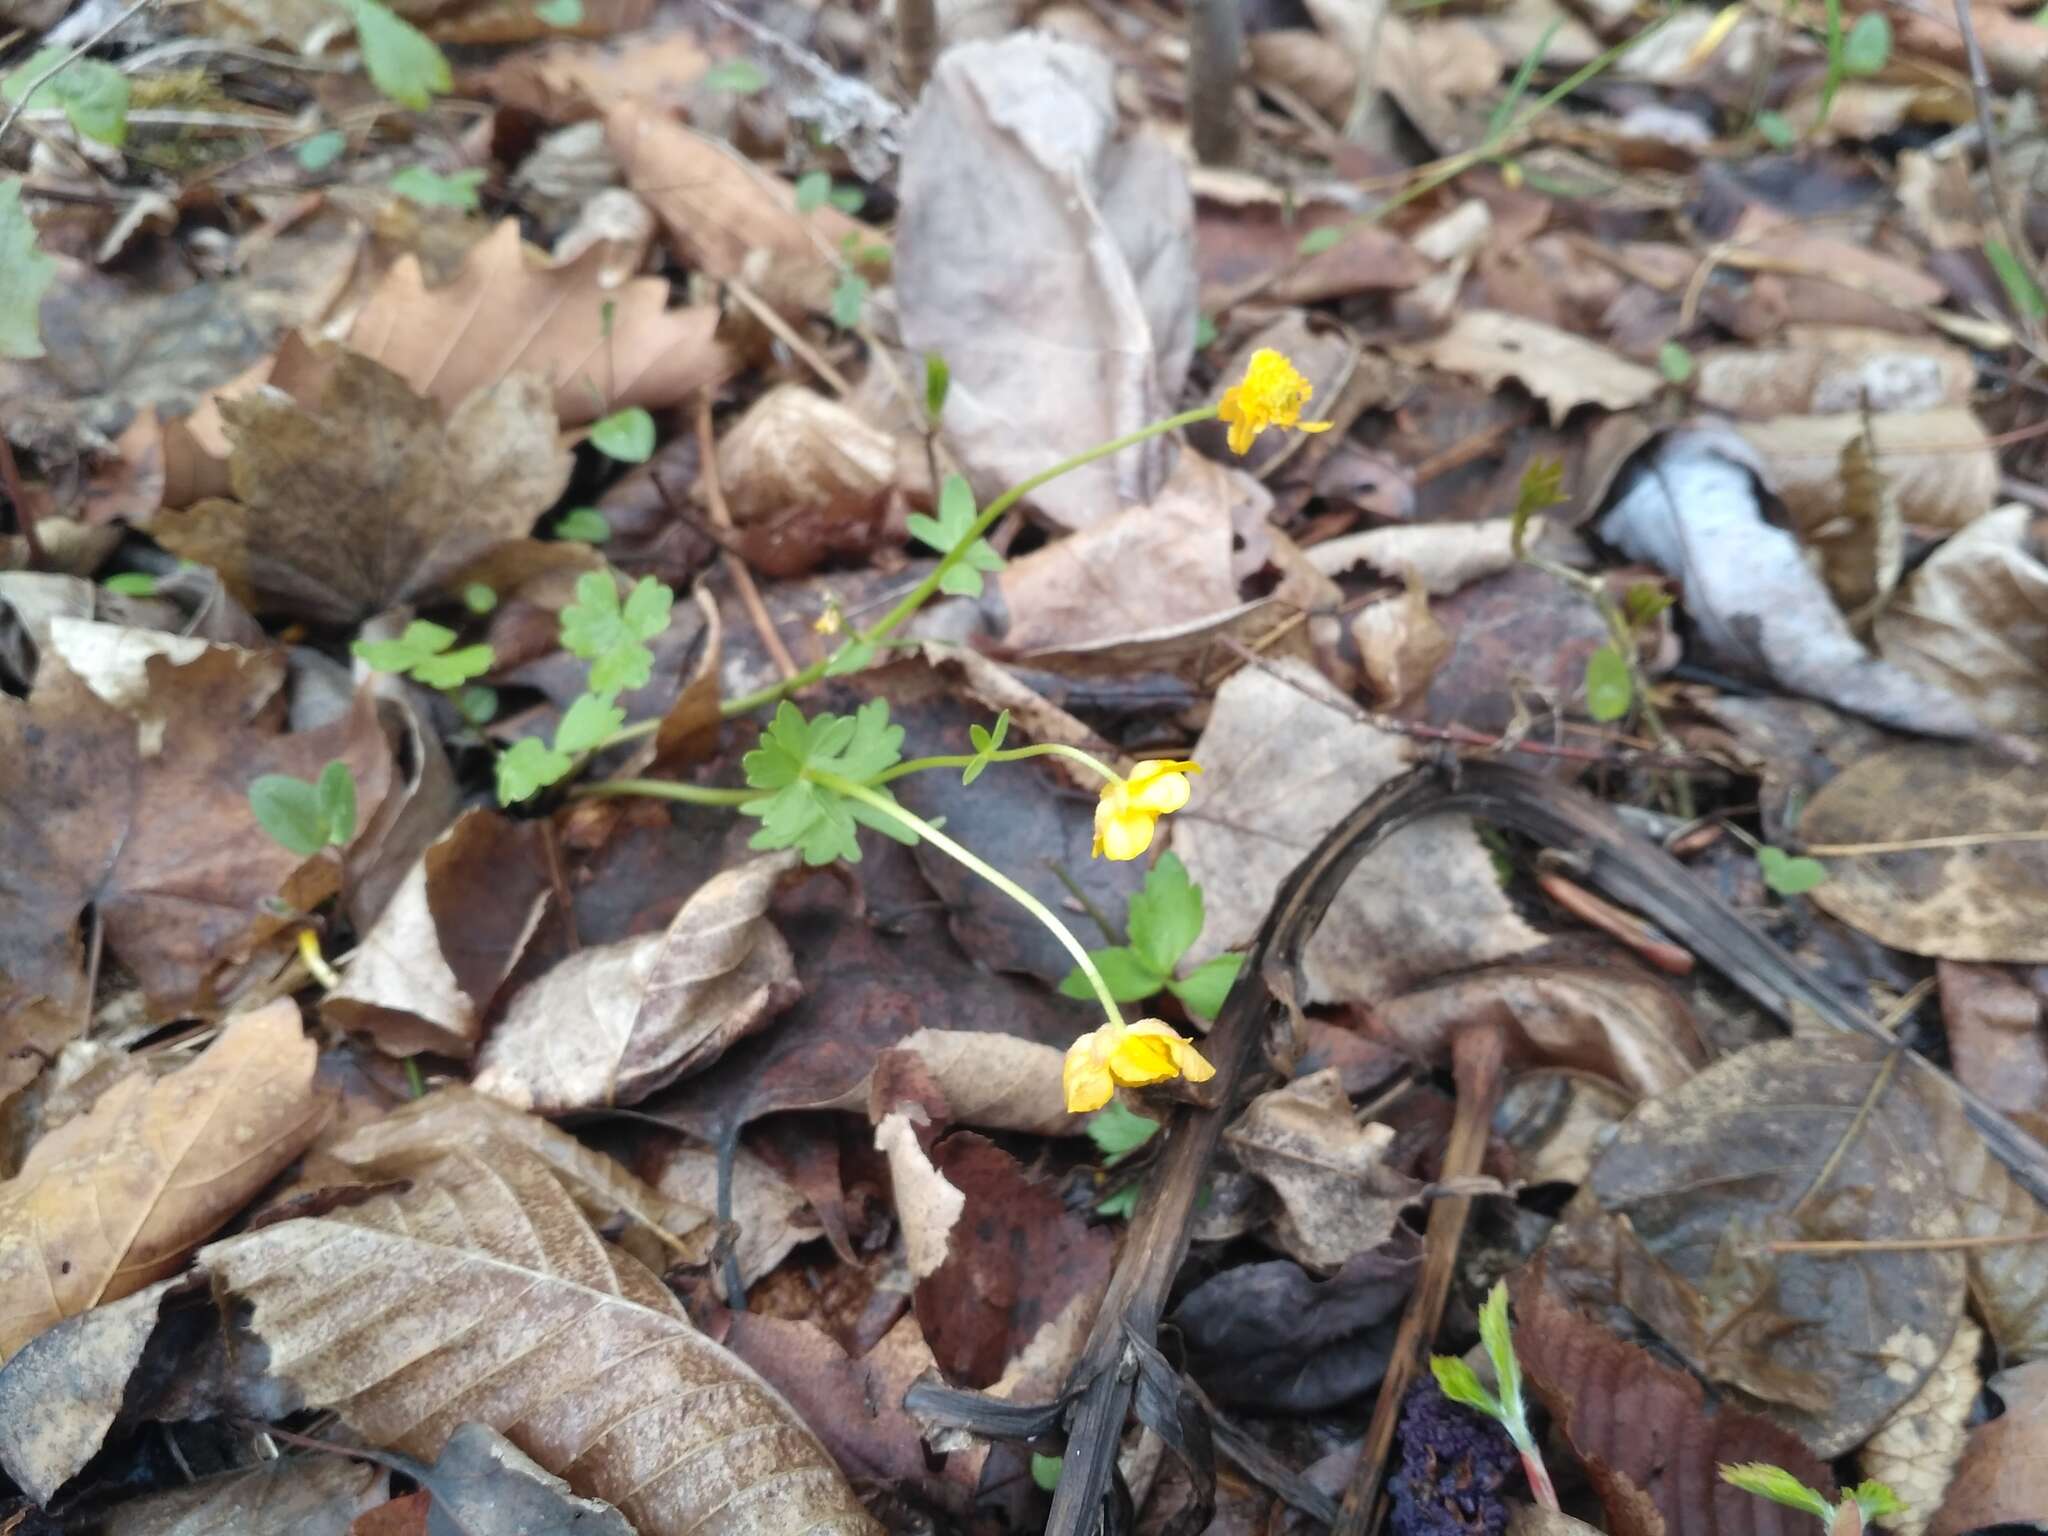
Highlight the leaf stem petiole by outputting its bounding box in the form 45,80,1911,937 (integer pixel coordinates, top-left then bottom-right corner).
873,741,1120,786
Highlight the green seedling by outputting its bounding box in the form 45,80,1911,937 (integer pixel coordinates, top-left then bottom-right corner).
559,570,672,699
0,179,55,361
907,475,1005,598
296,131,347,171
589,407,655,463
701,57,768,94
354,620,494,690
390,165,484,210
740,700,915,866
345,0,451,110
497,693,626,804
1758,844,1828,895
795,170,865,215
1059,853,1244,1021
553,507,611,543
250,761,357,857
4,47,129,146
1430,1281,1560,1511
1720,1464,1900,1533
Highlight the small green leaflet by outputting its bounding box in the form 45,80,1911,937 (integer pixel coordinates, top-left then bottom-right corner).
1168,953,1243,1021
1624,582,1672,627
553,507,611,542
795,170,831,212
391,165,485,210
1087,1099,1159,1167
1059,946,1170,1004
463,583,498,614
457,685,498,725
589,407,655,463
1059,854,1245,1020
1758,845,1828,895
923,350,950,423
0,179,56,361
3,48,130,147
1429,1356,1501,1420
249,761,357,856
1095,1183,1140,1219
1584,644,1632,722
1475,1281,1529,1445
1030,1454,1063,1492
103,572,158,596
1986,238,2047,322
296,130,347,171
1841,11,1891,73
961,710,1008,786
1755,110,1796,149
352,619,494,689
1656,341,1694,385
830,271,869,330
1717,1465,1837,1522
535,0,583,25
497,736,572,805
1127,852,1203,977
559,571,673,699
554,691,625,754
906,474,1003,597
1509,457,1567,556
1297,226,1342,256
344,0,451,110
1193,312,1218,350
739,699,913,866
821,635,878,677
702,57,768,93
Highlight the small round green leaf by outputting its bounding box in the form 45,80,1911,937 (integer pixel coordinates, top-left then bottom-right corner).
1841,12,1891,75
1657,341,1695,385
1755,110,1796,150
295,130,347,171
702,57,767,94
553,507,612,542
1584,644,1633,722
249,774,327,857
103,572,158,596
535,0,583,24
589,408,655,463
794,170,831,213
317,760,358,845
463,583,498,614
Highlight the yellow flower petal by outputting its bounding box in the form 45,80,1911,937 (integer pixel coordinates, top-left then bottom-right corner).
1125,759,1198,814
1106,1026,1183,1086
1218,349,1329,456
1063,1032,1116,1113
1063,1019,1217,1112
1097,805,1156,861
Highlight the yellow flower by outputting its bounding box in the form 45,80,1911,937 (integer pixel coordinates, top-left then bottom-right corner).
1064,1018,1218,1113
1093,758,1200,861
1217,348,1334,456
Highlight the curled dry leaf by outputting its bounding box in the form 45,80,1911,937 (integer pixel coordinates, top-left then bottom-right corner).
324,810,555,1058
1512,1269,1836,1536
98,1455,388,1536
154,353,573,625
0,1000,326,1365
199,1140,879,1535
1693,327,1975,419
346,220,731,428
714,386,896,578
1929,1359,2048,1536
1737,408,1996,537
1353,568,1451,711
1224,1069,1420,1273
1306,518,1528,592
1876,504,2048,733
389,1421,634,1536
1366,961,1709,1101
1597,426,1980,737
1392,310,1663,425
476,853,800,1114
641,1132,816,1286
1563,1035,1967,1453
1176,658,1542,1005
1495,1070,1636,1187
895,33,1196,530
1802,741,2048,963
812,1028,1072,1135
1935,962,2048,1144
1860,1317,1979,1536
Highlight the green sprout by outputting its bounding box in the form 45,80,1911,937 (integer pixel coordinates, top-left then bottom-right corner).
1059,853,1244,1021
1721,1465,1900,1531
353,620,494,690
1430,1281,1559,1511
250,761,357,857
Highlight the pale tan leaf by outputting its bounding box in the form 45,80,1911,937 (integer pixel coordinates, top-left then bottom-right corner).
1876,504,2048,734
1353,567,1450,712
1738,408,1996,535
1693,327,1975,419
307,1086,715,1273
715,385,899,528
1224,1069,1419,1272
0,1000,326,1364
811,1028,1072,1135
1306,517,1529,592
642,1132,816,1285
1391,310,1663,425
100,1455,388,1536
1862,1317,1979,1536
876,1111,963,1282
475,851,800,1113
1933,1080,2048,1361
199,1141,878,1536
346,220,731,427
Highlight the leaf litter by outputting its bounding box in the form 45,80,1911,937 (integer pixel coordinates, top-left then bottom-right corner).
3,1,2048,1533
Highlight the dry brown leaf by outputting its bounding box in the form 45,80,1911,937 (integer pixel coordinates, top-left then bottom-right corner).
346,221,729,429
323,810,555,1058
894,33,1195,530
200,1139,877,1535
1692,328,1975,419
1931,1078,2048,1362
475,851,800,1113
307,1086,715,1275
606,102,868,316
1367,962,1708,1100
1861,1317,1979,1536
100,1455,389,1536
0,1001,325,1364
811,1028,1072,1134
1801,420,1903,621
1176,658,1543,1005
1876,504,2048,733
1802,741,2048,962
471,31,712,122
1248,28,1358,123
713,387,896,577
1512,1268,1838,1536
1353,568,1450,711
1393,310,1663,425
1306,518,1528,592
1936,962,2048,1145
1738,409,1996,536
1496,1071,1635,1187
1929,1359,2048,1536
154,353,572,625
876,1110,963,1282
641,1132,816,1286
1224,1069,1420,1272
390,1421,634,1536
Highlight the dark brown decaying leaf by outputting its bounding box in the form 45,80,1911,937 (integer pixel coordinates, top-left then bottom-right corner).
1929,1359,2048,1536
98,1454,388,1536
1511,1269,1836,1536
1562,1035,1966,1453
1366,961,1708,1100
474,851,800,1113
0,1000,327,1365
1802,742,2048,963
1935,962,2048,1143
390,1421,634,1536
199,1140,880,1536
153,353,573,625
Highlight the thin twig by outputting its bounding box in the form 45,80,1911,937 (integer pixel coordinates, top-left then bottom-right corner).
1804,829,2048,856
724,277,853,398
0,0,156,148
695,393,799,680
1952,0,2048,344
1767,1229,2048,1254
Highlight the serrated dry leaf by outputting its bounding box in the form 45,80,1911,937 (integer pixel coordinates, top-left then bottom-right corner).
1693,328,1975,419
1512,1268,1837,1536
1393,310,1663,425
1367,961,1708,1100
154,353,572,625
0,1000,326,1364
812,1028,1071,1134
1802,741,2048,962
346,220,731,428
1225,1069,1419,1273
1738,409,1996,535
307,1086,714,1274
100,1454,388,1536
475,852,800,1113
1862,1317,1979,1536
200,1140,878,1535
323,811,554,1059
1929,1359,2048,1536
1176,658,1543,1004
392,1422,634,1536
1876,504,2048,733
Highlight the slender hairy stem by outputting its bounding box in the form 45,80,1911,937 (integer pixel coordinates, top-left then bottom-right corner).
567,779,755,805
873,741,1120,786
811,770,1125,1026
1519,1447,1561,1513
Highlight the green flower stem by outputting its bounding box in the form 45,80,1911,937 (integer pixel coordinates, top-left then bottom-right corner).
567,779,755,806
871,741,1120,787
810,769,1126,1028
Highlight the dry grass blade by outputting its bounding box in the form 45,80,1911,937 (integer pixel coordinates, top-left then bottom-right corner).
0,1000,325,1364
201,1138,879,1536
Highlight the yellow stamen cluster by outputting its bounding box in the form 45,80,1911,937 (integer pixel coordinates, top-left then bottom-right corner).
1217,348,1333,456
